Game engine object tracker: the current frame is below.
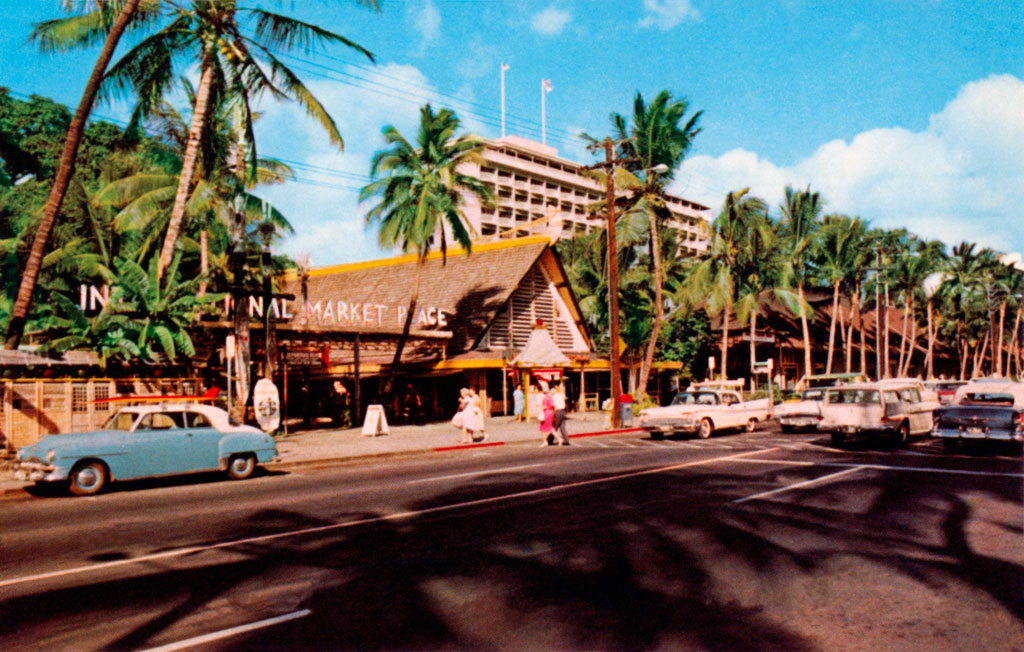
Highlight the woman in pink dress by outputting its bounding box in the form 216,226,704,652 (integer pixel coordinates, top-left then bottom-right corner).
539,387,556,446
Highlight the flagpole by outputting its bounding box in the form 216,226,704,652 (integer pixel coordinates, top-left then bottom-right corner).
501,63,508,138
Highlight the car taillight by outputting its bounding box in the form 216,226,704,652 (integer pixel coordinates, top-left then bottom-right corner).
1015,412,1024,428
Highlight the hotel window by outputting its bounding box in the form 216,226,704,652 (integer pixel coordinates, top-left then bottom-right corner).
481,224,497,236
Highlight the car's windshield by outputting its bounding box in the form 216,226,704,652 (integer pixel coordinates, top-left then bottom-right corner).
671,392,719,405
803,390,824,401
827,389,880,404
104,411,138,431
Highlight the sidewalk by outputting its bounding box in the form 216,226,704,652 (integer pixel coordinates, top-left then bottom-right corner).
1,411,638,497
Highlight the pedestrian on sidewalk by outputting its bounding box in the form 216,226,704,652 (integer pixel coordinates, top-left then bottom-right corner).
466,388,487,442
451,388,470,442
512,384,525,422
551,381,570,445
539,385,556,446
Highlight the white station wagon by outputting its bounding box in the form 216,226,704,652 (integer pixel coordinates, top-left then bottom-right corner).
818,381,935,446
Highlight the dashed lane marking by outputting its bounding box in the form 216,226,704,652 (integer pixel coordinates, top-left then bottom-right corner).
734,466,867,504
140,609,311,652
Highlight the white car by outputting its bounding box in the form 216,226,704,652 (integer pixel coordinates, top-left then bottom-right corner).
639,389,772,439
818,382,935,446
774,389,825,433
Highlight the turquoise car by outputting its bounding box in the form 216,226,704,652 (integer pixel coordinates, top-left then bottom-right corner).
13,403,279,496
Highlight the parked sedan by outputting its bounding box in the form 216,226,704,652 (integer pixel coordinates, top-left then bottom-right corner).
13,403,279,496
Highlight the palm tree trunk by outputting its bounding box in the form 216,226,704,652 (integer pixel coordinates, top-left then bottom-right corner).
749,310,758,382
926,300,935,379
996,301,1007,376
198,229,209,297
4,0,141,349
838,297,847,371
883,285,891,378
637,221,663,399
959,339,968,380
901,296,917,377
381,249,426,398
826,281,840,374
721,303,730,381
897,296,911,375
1009,306,1022,378
798,283,812,377
157,53,215,280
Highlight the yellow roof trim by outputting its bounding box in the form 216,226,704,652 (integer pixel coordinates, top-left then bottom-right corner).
283,236,552,280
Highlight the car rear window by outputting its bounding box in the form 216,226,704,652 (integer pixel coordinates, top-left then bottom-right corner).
827,389,880,404
960,392,1016,406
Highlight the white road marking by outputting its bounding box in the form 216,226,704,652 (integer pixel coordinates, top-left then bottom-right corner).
734,466,867,504
140,609,311,652
0,448,777,590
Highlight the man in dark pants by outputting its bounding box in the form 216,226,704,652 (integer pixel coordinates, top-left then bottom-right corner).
551,381,570,445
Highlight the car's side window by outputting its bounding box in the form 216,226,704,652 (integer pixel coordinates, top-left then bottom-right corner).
883,391,900,405
138,412,183,430
187,412,212,428
902,388,920,403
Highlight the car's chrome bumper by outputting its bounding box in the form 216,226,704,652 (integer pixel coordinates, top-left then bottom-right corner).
13,462,69,483
932,427,1024,442
641,420,699,433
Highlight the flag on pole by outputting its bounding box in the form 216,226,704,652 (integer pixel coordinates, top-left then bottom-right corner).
502,62,509,72
542,79,552,92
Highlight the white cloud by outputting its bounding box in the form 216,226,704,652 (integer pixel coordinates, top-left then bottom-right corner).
638,0,700,31
408,0,442,54
531,6,572,36
252,64,445,267
678,74,1024,254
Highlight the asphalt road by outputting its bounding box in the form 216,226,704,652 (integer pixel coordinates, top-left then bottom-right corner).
2,427,1022,651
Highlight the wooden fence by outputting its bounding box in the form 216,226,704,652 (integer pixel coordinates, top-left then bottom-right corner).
1,378,203,449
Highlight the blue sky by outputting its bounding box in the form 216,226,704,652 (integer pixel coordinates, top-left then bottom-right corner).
2,1,1023,266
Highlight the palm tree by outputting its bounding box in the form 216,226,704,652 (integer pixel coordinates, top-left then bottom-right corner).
685,188,765,380
779,185,823,377
611,90,702,398
5,0,153,349
734,210,801,381
361,104,493,398
815,214,865,373
100,0,376,280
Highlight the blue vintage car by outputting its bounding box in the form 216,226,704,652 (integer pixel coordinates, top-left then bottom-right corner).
13,403,279,495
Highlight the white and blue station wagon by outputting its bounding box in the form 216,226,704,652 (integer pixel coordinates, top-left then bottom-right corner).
13,403,279,496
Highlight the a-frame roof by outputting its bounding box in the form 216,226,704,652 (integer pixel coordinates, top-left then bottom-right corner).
279,236,591,355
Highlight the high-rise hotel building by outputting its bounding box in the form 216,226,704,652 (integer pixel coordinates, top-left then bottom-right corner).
454,135,711,256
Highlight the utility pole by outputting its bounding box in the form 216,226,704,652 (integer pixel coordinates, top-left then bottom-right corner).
585,138,630,427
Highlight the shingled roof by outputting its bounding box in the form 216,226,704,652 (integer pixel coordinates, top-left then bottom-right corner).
279,237,560,355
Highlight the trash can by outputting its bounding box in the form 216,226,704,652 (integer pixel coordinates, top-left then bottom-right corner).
619,393,634,426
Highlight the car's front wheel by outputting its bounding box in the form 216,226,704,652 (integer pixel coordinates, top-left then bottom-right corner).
69,461,107,496
227,454,256,480
745,418,758,433
697,418,713,439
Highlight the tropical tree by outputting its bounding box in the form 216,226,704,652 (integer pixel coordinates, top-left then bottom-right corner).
779,185,823,376
815,214,868,373
611,90,702,398
361,104,493,398
98,0,376,280
685,188,766,380
733,209,801,380
5,0,156,349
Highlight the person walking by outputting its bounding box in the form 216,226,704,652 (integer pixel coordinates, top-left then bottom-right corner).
551,381,570,445
539,386,556,446
451,388,471,443
512,384,525,422
465,388,487,442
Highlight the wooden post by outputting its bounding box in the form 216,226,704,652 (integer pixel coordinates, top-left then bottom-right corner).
353,333,361,426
